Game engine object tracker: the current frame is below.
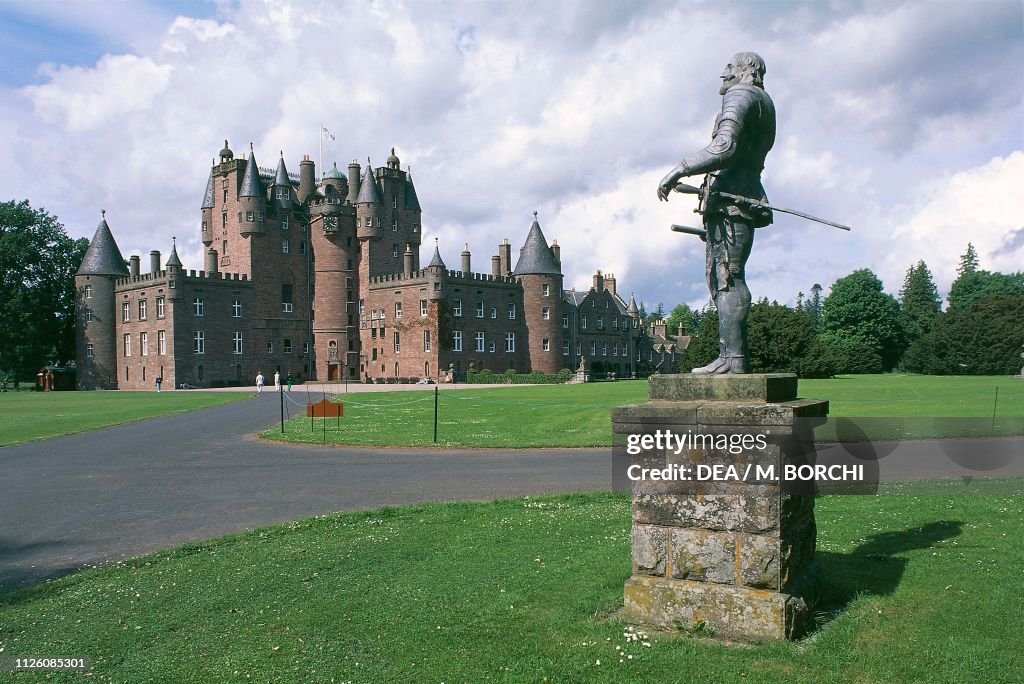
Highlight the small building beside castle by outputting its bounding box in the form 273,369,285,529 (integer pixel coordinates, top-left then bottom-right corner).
74,141,681,389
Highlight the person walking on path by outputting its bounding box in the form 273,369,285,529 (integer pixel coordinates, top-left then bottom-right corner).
256,371,265,396
286,373,293,391
155,376,162,392
274,371,281,391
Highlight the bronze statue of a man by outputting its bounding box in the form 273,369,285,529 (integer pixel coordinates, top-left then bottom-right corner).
658,52,776,374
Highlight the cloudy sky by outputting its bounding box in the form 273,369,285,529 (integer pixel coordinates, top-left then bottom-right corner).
1,0,1021,312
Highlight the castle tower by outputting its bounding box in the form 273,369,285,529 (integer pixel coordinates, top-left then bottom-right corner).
627,293,641,330
200,163,215,247
273,152,293,211
75,210,129,390
513,212,564,374
309,158,359,381
238,144,266,238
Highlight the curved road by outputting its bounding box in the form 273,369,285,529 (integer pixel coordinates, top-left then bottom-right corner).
0,389,610,591
2,390,1021,591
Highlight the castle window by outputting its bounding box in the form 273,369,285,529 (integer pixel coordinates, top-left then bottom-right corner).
300,241,306,255
267,341,274,354
372,348,377,361
193,298,204,316
86,343,94,358
85,285,92,299
453,299,462,317
347,290,353,302
581,315,587,330
542,338,549,352
376,217,381,227
412,224,419,233
590,341,597,356
475,332,484,352
346,277,354,288
223,189,228,204
371,328,377,339
602,342,608,356
193,331,205,354
423,330,431,352
304,342,310,355
359,299,365,316
258,212,264,222
392,196,397,209
158,331,166,355
613,343,618,356
139,300,147,321
140,332,148,356
577,341,581,356
233,300,242,317
395,302,402,318
542,284,549,296
85,308,93,322
505,332,515,352
122,302,130,322
613,318,619,330
282,284,293,313
562,313,568,328
222,213,227,229
393,243,399,258
157,297,165,318
392,218,398,231
394,332,400,353
282,215,289,230
284,338,293,353
490,307,496,319
282,239,289,254
453,331,462,352
202,220,208,232
247,211,254,222
277,188,287,200
233,332,243,355
507,303,516,320
562,340,569,355
365,217,371,227
597,316,604,330
542,306,549,320
346,259,353,269
475,301,484,318
420,300,427,316
123,334,131,357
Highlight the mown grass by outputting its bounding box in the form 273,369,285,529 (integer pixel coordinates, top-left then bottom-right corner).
1,490,1021,683
264,375,1024,448
0,391,247,447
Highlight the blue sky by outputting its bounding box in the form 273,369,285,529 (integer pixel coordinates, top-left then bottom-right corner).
0,0,1021,313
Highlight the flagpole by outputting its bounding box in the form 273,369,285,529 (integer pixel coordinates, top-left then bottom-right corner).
319,122,323,175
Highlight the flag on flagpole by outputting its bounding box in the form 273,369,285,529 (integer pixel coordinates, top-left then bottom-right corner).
321,125,335,141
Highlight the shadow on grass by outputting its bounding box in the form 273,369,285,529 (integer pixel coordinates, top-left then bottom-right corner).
0,537,83,601
809,519,962,633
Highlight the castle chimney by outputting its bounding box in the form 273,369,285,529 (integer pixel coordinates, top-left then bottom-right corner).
551,239,560,264
129,255,140,277
461,243,471,274
404,244,415,275
298,156,315,204
605,272,616,296
499,239,512,276
149,250,161,274
593,270,604,292
677,323,686,337
652,319,666,338
206,248,218,274
347,159,361,205
491,254,501,277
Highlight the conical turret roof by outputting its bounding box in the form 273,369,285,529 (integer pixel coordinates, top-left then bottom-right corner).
201,166,215,209
274,153,290,187
404,169,421,211
76,211,129,277
356,159,382,204
165,238,183,268
627,293,639,315
239,144,264,198
513,212,561,276
427,239,446,268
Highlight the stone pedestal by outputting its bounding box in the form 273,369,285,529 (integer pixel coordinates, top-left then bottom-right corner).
612,373,828,641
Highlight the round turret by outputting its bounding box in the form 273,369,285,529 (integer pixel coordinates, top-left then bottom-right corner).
238,144,266,238
76,211,129,390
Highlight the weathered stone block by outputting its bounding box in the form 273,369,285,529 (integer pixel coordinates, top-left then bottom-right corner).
739,533,780,589
623,575,810,641
648,373,797,403
632,524,668,576
669,529,736,584
633,490,779,533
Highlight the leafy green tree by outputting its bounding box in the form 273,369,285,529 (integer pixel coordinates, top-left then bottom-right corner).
899,260,942,344
665,303,696,337
948,270,1024,310
957,242,979,277
0,200,89,381
820,269,904,372
903,295,1024,374
747,298,818,373
677,305,718,372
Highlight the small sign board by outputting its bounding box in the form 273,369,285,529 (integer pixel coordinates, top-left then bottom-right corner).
307,398,343,418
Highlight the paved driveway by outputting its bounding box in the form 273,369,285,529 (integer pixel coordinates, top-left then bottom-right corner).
0,388,610,591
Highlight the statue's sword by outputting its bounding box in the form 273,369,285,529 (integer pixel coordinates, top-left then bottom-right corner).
673,182,852,232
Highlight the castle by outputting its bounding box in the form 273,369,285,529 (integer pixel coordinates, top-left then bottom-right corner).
74,141,681,390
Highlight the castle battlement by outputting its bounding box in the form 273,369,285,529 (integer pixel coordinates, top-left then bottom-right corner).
445,270,520,286
114,270,251,287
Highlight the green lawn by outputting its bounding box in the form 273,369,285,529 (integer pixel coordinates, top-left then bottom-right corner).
1,490,1020,683
0,391,247,447
264,375,1024,448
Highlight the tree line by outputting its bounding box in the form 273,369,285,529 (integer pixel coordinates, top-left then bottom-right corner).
653,244,1024,377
